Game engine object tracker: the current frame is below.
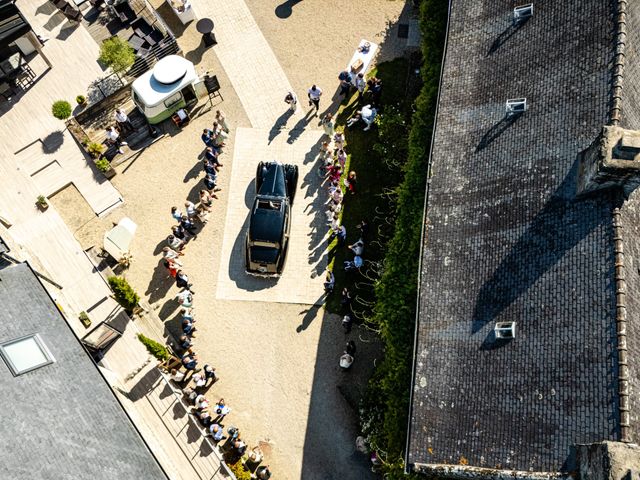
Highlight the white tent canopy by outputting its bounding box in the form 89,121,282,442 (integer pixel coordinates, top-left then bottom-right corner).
103,218,137,261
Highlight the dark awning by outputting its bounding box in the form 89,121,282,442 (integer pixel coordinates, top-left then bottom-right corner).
0,0,30,49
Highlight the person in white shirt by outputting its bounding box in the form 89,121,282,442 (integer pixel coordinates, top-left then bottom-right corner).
115,109,134,134
307,84,322,113
184,201,197,219
105,126,127,154
285,91,297,112
170,368,186,382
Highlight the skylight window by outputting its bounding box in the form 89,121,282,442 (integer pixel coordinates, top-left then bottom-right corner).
0,334,55,376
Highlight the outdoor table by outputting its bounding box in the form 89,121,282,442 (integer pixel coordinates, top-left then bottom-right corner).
128,35,146,51
196,18,216,46
346,39,378,85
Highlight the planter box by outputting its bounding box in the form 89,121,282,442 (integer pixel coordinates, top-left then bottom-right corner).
102,167,116,179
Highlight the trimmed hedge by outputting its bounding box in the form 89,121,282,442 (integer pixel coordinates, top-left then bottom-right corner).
360,0,449,474
108,276,140,313
137,333,169,361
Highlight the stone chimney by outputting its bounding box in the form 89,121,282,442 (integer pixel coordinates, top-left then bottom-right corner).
578,126,640,197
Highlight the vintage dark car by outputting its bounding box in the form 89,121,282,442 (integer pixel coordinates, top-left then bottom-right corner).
245,161,298,276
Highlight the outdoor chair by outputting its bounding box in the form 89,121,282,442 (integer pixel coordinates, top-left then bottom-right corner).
144,29,164,46
0,82,11,100
114,1,136,24
64,6,83,22
131,17,153,36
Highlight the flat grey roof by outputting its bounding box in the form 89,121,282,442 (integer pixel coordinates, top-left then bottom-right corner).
0,262,167,480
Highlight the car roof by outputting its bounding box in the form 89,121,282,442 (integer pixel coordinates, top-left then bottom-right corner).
258,162,286,198
249,200,285,243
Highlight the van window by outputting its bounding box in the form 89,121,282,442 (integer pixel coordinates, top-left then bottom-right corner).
164,92,183,108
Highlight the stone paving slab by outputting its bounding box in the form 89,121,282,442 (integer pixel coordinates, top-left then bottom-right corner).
190,0,303,129
216,126,328,304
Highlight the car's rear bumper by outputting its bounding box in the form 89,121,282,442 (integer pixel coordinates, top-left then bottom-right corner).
245,269,281,278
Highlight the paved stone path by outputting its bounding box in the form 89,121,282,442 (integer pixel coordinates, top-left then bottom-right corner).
216,126,327,304
190,0,304,129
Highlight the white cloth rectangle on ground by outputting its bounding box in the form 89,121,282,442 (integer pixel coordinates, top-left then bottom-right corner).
346,39,379,85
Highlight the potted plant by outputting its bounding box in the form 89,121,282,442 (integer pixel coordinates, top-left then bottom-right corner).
79,311,92,328
76,95,87,107
36,195,48,211
95,157,116,179
51,100,72,120
87,142,104,158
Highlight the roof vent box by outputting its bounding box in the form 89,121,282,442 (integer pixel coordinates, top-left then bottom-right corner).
494,321,516,339
506,98,527,116
513,4,533,22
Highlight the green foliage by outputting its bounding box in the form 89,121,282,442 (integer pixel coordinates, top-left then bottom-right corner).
51,100,72,120
108,276,140,312
94,157,111,172
327,57,414,313
76,94,86,105
99,36,135,72
226,461,251,480
36,195,48,206
136,334,169,361
87,142,104,158
79,311,92,327
360,0,449,467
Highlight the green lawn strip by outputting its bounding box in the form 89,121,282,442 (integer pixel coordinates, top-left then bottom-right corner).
325,58,414,315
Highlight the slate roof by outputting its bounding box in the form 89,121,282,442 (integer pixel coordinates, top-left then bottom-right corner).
407,0,640,473
0,262,168,480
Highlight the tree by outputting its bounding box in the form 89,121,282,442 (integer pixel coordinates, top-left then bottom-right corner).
107,276,140,313
99,36,135,73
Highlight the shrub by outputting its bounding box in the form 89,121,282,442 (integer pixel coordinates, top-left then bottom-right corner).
359,0,449,473
137,334,169,361
51,100,72,120
94,157,111,172
226,461,251,480
99,36,135,73
76,94,86,105
107,276,139,312
36,195,48,206
87,142,104,158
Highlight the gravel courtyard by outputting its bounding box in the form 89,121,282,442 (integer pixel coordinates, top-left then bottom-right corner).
62,1,411,478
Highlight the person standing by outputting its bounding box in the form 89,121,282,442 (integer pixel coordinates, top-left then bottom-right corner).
162,246,183,263
307,84,322,114
115,109,134,133
176,270,191,289
215,110,230,133
285,91,298,112
355,73,366,98
321,113,335,137
338,71,352,97
346,171,357,194
105,127,127,154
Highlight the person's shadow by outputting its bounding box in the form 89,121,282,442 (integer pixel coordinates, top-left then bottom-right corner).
275,0,303,19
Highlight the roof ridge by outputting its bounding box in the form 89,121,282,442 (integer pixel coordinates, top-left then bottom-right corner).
612,207,631,442
609,0,628,125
